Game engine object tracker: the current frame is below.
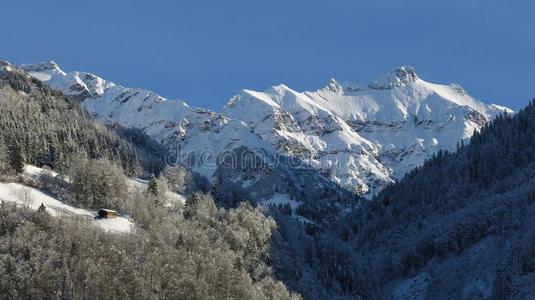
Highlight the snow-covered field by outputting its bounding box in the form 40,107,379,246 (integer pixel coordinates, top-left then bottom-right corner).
0,181,133,233
1,165,186,233
1,165,188,233
24,165,62,180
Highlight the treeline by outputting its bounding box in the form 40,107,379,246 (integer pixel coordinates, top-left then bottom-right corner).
0,66,163,177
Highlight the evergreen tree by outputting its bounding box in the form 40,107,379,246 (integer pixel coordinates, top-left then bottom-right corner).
0,139,11,174
162,165,187,193
183,192,201,220
34,203,51,229
147,174,168,207
147,175,159,196
8,141,25,174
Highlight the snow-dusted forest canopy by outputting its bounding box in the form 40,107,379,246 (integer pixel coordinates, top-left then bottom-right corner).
0,67,162,176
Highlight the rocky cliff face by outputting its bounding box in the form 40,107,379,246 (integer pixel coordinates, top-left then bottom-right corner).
223,67,511,195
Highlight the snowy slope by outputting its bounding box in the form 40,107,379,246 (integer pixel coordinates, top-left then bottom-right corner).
1,167,134,234
0,165,189,233
21,62,511,196
24,165,186,205
127,177,186,204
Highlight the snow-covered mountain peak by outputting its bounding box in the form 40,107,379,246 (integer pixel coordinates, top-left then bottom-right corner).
222,68,512,195
368,66,419,90
22,61,65,75
19,61,512,197
21,61,115,100
19,62,281,182
326,78,343,94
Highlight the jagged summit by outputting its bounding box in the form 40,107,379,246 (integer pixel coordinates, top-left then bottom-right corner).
394,66,419,82
22,61,63,74
0,60,11,67
368,66,419,90
326,78,343,93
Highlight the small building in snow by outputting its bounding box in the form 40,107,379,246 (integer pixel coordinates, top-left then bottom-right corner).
97,209,118,219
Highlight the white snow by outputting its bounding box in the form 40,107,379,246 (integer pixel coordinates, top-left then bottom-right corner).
24,164,61,179
489,103,514,114
0,182,133,233
127,177,186,204
28,71,52,81
262,193,300,211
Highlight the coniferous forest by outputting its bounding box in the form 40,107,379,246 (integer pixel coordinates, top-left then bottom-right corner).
340,101,535,299
0,69,152,176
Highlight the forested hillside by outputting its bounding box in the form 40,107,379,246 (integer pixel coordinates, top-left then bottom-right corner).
0,194,300,299
0,64,163,176
341,100,535,299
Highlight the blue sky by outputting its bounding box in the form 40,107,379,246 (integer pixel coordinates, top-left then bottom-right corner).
2,0,534,110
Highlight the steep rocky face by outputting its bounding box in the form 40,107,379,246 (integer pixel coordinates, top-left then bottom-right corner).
223,86,392,195
223,67,512,195
21,62,512,197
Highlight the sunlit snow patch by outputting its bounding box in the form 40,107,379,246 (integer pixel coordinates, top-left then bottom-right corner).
261,193,314,224
0,182,133,234
127,177,186,204
28,71,52,81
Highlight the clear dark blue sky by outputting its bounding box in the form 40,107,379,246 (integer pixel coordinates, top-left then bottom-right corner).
2,0,534,110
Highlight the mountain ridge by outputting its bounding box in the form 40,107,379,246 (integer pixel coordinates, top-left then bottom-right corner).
19,61,512,196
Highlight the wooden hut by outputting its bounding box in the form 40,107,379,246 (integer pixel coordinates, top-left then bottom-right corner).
97,209,118,219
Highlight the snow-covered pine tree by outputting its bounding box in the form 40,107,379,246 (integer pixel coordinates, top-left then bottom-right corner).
8,141,25,174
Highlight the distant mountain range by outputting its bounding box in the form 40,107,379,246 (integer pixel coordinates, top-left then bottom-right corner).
20,62,512,198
